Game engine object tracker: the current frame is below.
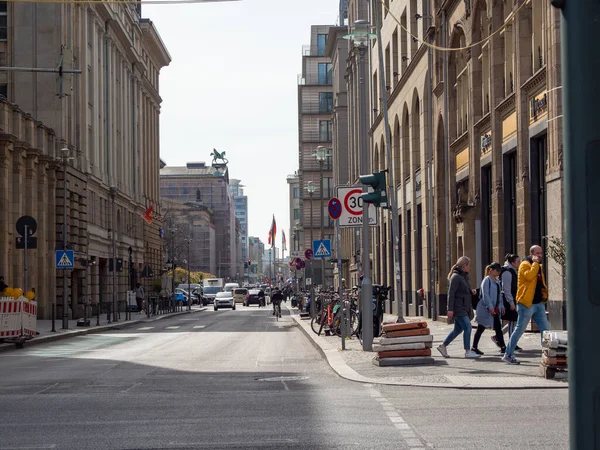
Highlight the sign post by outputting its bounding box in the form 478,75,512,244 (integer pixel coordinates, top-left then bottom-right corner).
16,216,38,294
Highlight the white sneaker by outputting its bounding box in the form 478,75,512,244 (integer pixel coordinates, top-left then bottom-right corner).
437,344,449,358
464,349,481,359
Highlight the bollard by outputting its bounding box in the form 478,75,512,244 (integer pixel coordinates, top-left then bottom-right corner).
96,303,100,326
51,303,56,332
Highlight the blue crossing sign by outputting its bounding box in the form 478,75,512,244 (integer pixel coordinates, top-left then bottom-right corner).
56,250,74,269
313,239,332,259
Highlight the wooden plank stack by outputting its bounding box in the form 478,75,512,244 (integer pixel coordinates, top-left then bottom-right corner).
372,321,434,367
540,330,568,379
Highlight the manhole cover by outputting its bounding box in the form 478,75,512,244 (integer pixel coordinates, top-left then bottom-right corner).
257,376,309,382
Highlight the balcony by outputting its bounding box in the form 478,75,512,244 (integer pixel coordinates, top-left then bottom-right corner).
297,74,333,86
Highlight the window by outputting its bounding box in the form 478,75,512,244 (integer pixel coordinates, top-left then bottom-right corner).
293,187,301,198
323,177,333,198
319,92,333,113
0,2,6,40
0,83,7,98
532,1,546,71
294,208,301,220
318,63,332,85
319,120,332,141
317,34,328,56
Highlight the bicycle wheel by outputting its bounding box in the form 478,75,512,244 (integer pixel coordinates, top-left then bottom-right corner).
349,310,359,336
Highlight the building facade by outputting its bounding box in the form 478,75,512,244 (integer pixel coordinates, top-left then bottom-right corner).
298,25,336,287
160,161,238,280
0,2,169,319
337,0,565,327
287,172,301,252
229,179,248,264
248,236,264,283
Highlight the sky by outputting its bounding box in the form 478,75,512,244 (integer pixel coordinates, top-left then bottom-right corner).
143,0,341,254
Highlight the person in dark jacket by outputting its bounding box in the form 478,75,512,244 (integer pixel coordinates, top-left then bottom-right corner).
493,254,523,352
471,263,506,355
437,256,481,359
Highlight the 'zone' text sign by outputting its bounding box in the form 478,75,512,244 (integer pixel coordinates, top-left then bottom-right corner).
337,186,378,228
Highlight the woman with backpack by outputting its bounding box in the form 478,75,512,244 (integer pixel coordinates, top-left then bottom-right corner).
493,254,523,352
471,262,506,355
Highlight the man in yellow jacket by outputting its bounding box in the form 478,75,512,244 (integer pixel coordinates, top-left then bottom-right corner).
503,245,550,364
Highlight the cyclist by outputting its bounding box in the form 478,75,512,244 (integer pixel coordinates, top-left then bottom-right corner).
271,288,284,317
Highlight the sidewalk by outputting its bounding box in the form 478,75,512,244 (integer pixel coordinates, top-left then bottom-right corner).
289,305,568,390
0,306,207,353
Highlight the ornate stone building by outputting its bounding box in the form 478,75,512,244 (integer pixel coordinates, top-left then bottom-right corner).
337,0,565,327
0,2,170,319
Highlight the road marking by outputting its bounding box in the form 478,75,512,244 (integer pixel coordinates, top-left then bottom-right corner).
281,381,290,391
120,382,140,393
0,446,57,449
33,383,59,395
364,385,430,448
193,325,206,329
137,327,154,330
165,326,180,329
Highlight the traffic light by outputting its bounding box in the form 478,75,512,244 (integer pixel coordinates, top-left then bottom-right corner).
247,259,251,266
359,171,388,208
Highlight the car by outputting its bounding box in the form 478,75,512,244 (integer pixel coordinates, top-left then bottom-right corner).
244,289,265,307
233,288,248,304
202,286,222,305
214,291,236,310
223,282,239,293
173,288,189,305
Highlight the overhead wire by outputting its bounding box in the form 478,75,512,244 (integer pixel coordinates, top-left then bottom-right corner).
380,0,529,52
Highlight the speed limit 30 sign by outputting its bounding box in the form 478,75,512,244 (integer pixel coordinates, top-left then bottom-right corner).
337,186,378,228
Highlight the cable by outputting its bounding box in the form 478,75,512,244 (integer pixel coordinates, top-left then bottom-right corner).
380,0,529,52
3,0,239,4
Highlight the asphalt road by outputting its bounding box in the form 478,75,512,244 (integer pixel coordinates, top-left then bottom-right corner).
0,305,569,450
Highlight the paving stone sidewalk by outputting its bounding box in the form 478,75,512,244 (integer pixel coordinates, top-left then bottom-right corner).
289,306,568,389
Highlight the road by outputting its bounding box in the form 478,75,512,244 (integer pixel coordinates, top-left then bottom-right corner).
0,305,569,449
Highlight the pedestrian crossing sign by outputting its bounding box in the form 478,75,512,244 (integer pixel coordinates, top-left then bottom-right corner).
313,240,331,259
56,250,74,269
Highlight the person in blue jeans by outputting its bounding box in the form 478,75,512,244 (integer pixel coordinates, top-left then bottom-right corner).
503,245,550,365
437,256,481,359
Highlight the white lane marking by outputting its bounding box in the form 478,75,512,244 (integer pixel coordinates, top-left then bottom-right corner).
364,385,430,448
120,382,140,394
0,446,57,449
193,325,206,329
281,381,290,391
165,326,180,329
137,327,154,330
32,383,59,395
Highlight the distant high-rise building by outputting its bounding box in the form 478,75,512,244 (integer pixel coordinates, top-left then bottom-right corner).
229,179,248,264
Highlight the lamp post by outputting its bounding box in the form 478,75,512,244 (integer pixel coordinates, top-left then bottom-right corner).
314,146,331,289
304,181,317,316
345,20,377,351
59,147,72,329
110,186,117,322
185,236,191,311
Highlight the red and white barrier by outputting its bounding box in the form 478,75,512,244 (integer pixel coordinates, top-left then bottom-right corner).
0,297,37,338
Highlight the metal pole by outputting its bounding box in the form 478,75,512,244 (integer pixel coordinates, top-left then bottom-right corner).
442,10,452,285
111,187,117,322
373,1,403,322
62,157,69,329
320,160,326,289
554,1,600,447
0,66,82,74
309,192,315,317
187,238,191,311
24,225,28,293
336,217,345,350
359,44,373,351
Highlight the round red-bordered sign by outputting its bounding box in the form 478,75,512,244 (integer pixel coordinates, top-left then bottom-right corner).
343,188,363,216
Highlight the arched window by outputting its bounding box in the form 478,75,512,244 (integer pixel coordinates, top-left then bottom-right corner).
531,0,547,72
449,29,468,138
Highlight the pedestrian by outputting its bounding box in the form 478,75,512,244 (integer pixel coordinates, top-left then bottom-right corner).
503,245,550,365
0,276,8,293
471,263,506,355
493,254,523,352
437,256,481,359
135,283,145,313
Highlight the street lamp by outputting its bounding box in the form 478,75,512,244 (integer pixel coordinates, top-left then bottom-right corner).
313,146,331,289
185,236,192,311
59,147,73,329
304,181,317,317
345,20,376,351
109,185,117,322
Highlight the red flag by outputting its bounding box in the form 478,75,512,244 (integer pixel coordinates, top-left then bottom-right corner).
282,230,287,252
142,205,153,224
268,215,277,246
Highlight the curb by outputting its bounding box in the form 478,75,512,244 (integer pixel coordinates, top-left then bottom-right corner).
0,307,207,354
290,309,567,390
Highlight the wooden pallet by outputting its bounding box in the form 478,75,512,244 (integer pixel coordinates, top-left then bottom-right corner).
383,328,430,339
378,348,432,359
373,356,435,367
540,362,568,380
372,342,431,352
379,335,434,345
381,321,428,333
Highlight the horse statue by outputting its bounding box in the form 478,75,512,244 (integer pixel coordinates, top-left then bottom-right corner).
210,148,229,165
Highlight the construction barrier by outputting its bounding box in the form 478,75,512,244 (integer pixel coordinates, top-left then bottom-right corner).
0,297,37,339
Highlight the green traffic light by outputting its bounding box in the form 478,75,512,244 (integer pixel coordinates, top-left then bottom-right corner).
359,171,388,207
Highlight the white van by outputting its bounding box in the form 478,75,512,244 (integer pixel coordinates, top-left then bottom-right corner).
223,283,240,293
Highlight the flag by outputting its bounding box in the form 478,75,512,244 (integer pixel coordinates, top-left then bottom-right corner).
142,205,153,224
268,215,277,247
282,230,287,252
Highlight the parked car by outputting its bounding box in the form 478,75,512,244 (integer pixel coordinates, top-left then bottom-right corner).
173,288,189,305
214,291,236,311
233,288,248,304
244,289,265,307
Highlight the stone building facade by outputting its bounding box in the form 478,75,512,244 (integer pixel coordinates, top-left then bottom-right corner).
0,3,169,319
335,0,565,327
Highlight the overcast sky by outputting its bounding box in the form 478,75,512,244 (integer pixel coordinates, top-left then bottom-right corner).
144,0,341,255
